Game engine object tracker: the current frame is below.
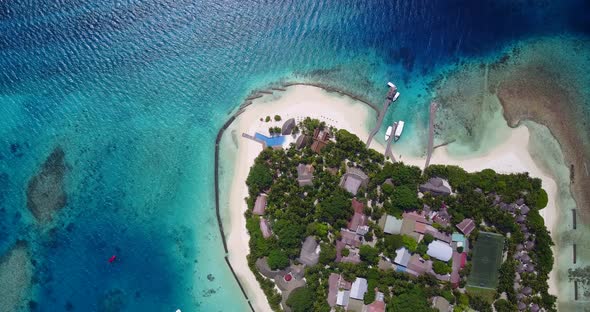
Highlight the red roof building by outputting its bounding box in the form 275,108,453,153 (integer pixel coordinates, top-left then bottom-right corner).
367,300,385,312
456,218,476,236
352,199,365,213
340,230,362,248
414,222,427,234
260,218,272,239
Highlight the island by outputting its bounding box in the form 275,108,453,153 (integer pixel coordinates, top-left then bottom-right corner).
217,85,559,312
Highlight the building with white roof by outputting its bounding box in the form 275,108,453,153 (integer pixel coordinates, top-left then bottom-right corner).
337,290,350,306
427,240,453,262
394,247,411,267
380,215,403,234
350,277,368,300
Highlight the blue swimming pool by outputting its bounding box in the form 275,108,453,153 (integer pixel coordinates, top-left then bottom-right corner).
255,132,286,147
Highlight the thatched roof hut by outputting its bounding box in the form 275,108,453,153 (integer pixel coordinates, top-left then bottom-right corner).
253,194,267,215
281,118,296,135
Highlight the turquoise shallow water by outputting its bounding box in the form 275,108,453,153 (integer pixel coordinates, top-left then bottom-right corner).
0,0,589,311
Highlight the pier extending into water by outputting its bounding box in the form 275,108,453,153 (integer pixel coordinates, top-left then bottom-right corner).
384,122,397,161
424,101,438,168
366,84,398,148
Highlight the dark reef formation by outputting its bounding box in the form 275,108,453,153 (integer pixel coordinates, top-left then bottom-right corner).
98,288,127,312
491,38,590,224
26,147,67,223
433,37,590,224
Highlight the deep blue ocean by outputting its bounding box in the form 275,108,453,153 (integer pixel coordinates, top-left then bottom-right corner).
0,1,589,311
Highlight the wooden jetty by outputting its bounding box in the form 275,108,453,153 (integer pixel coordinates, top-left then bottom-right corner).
366,83,399,148
424,101,438,168
384,122,397,161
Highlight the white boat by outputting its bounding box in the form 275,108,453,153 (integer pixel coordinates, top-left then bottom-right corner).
385,125,393,141
392,91,400,101
394,121,405,141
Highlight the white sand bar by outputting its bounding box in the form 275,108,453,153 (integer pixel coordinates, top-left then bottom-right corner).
218,85,559,311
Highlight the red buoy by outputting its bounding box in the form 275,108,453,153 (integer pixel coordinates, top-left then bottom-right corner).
108,255,116,263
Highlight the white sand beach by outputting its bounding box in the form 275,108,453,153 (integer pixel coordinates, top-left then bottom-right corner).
219,85,560,311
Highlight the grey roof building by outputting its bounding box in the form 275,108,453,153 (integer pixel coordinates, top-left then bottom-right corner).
340,167,369,195
432,296,451,312
281,118,296,135
521,286,533,295
298,236,320,266
295,135,308,149
419,177,452,196
296,164,314,187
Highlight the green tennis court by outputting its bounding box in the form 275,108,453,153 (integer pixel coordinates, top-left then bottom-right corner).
467,231,505,289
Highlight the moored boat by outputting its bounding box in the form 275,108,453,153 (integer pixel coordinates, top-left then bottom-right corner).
385,125,393,141
394,121,405,141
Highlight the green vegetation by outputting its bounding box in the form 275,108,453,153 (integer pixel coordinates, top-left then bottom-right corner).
359,245,380,265
401,235,418,252
432,260,452,275
246,163,273,196
265,116,271,122
318,190,353,225
390,287,436,312
497,259,516,301
467,293,493,312
381,234,404,258
274,115,282,121
391,186,420,211
268,126,282,135
319,243,336,265
494,299,517,312
242,119,555,312
467,232,505,289
287,287,315,312
267,249,290,270
465,286,496,304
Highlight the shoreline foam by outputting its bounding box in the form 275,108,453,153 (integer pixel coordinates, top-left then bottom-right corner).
219,84,564,311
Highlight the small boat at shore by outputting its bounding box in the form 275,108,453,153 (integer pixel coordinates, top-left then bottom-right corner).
385,125,393,141
394,121,405,141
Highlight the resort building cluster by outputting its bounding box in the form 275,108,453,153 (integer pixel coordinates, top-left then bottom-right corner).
243,116,553,312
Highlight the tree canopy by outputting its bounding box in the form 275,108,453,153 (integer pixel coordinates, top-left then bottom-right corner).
317,191,352,225
246,163,273,195
267,249,290,270
287,287,315,312
359,245,380,265
390,287,436,312
390,186,420,211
